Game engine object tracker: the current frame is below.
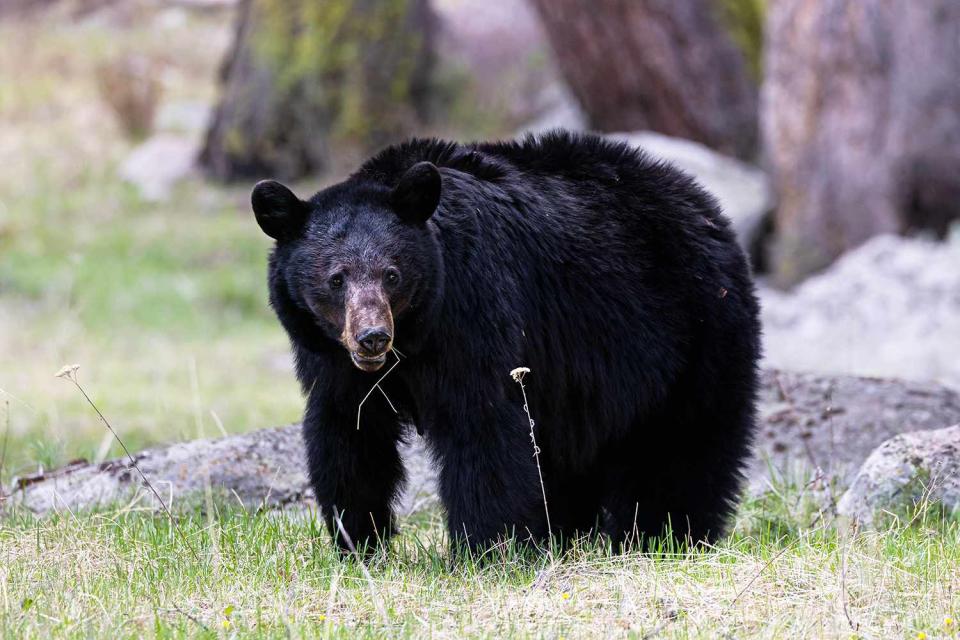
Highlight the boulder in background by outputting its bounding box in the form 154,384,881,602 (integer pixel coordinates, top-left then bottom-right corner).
838,425,960,526
761,234,960,392
119,133,199,201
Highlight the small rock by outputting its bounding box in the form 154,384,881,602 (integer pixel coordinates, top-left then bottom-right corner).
155,100,211,135
609,131,773,253
119,134,199,201
838,425,960,525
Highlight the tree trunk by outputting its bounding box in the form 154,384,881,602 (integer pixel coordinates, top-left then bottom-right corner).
763,0,960,286
200,0,435,182
528,0,758,160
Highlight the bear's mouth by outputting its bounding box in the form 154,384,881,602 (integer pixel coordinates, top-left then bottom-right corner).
350,351,387,372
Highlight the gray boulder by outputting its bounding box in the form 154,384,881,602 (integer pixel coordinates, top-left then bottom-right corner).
6,425,435,517
119,134,199,201
9,426,308,514
751,370,960,491
154,100,212,136
761,233,960,392
838,425,960,525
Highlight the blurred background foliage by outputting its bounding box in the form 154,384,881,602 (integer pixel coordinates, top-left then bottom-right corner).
718,0,766,80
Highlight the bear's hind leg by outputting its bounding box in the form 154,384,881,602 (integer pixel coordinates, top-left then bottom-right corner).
544,466,604,546
600,419,748,549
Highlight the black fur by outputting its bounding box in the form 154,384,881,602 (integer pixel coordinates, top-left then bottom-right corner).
256,130,761,554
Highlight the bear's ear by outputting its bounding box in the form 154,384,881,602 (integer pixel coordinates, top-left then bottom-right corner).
391,161,441,224
251,180,308,241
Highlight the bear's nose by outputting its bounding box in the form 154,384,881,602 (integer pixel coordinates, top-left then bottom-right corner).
356,328,391,356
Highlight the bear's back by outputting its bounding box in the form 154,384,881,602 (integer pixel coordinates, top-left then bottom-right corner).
356,131,725,232
358,130,661,185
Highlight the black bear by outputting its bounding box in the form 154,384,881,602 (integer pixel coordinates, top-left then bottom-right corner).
251,131,760,554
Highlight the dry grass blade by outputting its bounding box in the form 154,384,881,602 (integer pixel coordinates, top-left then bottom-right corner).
376,386,398,413
356,351,401,431
0,386,39,415
167,605,211,633
510,367,554,551
55,364,202,565
0,400,9,501
840,523,860,633
730,542,795,606
324,562,343,636
331,507,389,626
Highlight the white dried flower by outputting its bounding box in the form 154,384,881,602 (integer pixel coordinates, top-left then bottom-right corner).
55,364,80,380
510,367,531,382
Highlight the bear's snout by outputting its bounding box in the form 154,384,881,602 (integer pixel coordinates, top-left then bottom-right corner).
356,327,391,357
342,281,394,371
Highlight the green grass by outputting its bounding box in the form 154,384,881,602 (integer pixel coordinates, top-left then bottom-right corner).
0,167,306,478
2,483,958,639
0,9,305,481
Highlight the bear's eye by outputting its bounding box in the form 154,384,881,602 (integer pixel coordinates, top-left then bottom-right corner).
329,273,345,290
384,268,401,287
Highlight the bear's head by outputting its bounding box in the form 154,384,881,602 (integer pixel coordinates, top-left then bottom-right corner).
252,162,443,372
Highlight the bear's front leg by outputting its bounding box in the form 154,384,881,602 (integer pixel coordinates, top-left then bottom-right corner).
303,384,405,556
435,403,549,555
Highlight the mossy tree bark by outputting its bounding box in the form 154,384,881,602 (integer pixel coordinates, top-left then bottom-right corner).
763,0,960,286
201,0,434,181
528,0,758,160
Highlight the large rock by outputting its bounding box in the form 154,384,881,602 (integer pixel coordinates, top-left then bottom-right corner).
751,370,960,491
6,370,959,516
761,234,960,392
8,426,308,514
119,134,199,201
609,131,773,252
6,425,436,517
838,425,960,526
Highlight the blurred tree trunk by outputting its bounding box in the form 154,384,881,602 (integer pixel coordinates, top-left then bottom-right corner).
528,0,758,160
200,0,434,181
764,0,960,286
0,0,55,17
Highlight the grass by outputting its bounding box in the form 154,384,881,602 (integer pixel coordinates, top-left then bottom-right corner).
1,481,958,639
